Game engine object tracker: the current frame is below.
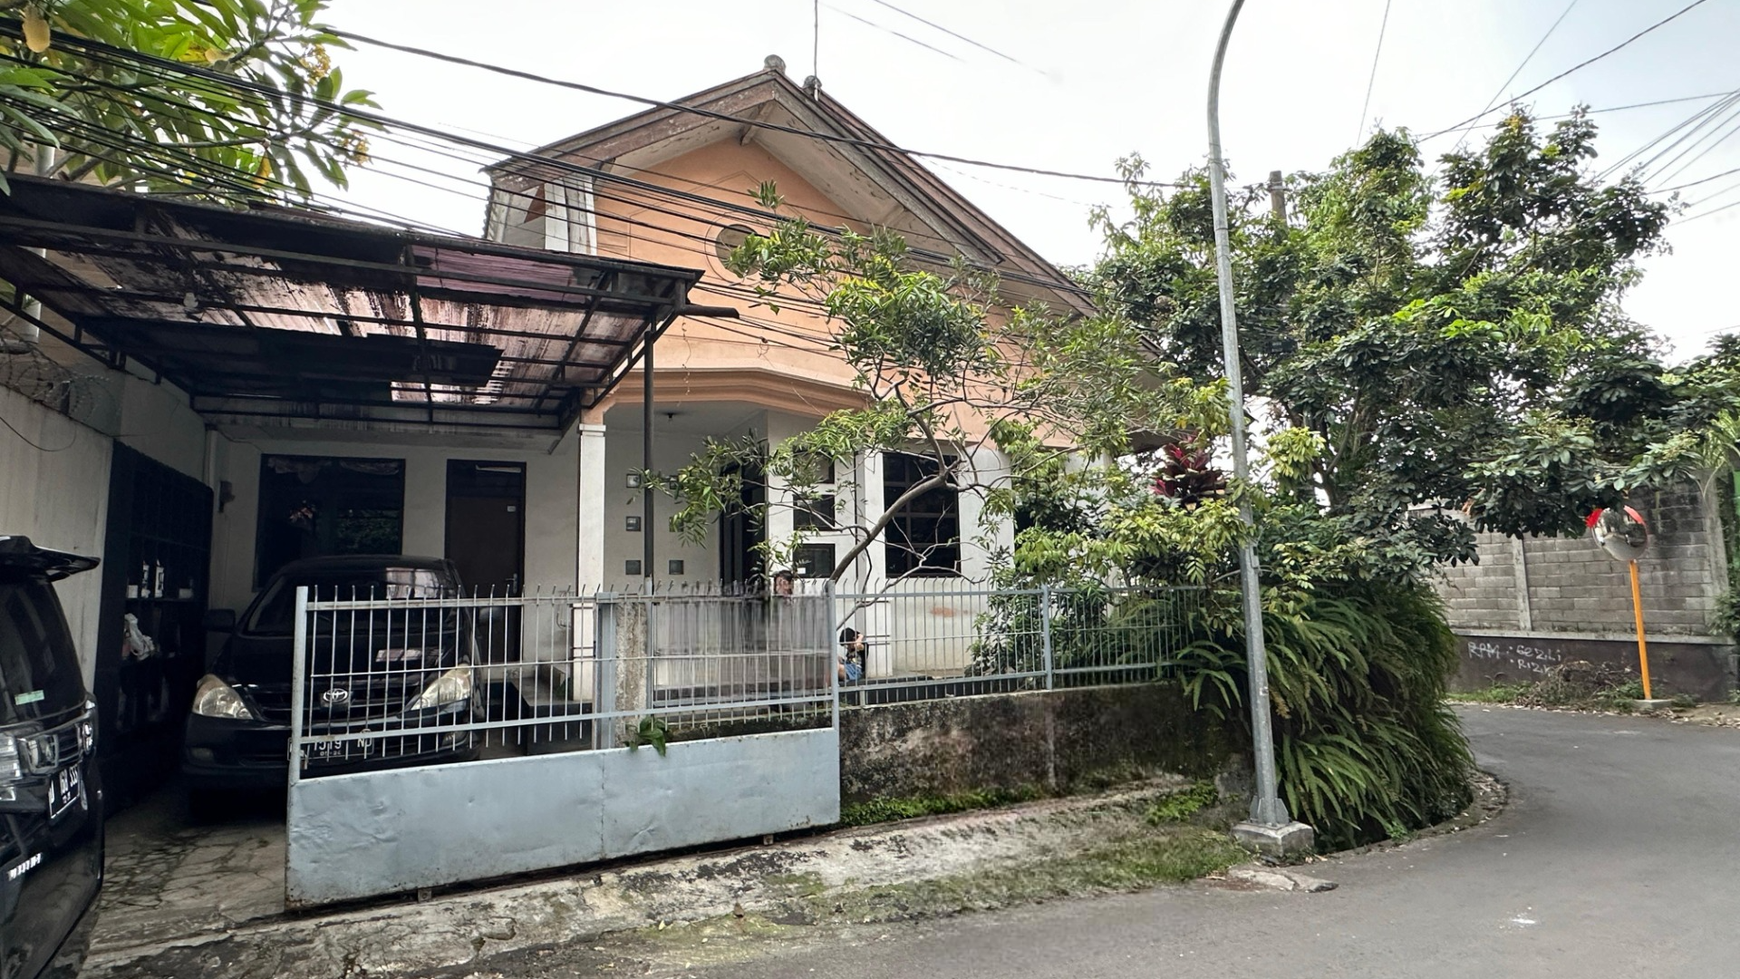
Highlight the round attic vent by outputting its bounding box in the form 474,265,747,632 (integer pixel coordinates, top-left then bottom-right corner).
714,224,755,266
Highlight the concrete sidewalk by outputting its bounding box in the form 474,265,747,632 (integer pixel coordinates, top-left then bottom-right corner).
87,775,1239,979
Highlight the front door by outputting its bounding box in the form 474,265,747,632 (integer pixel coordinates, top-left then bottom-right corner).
446,462,526,670
444,461,526,597
718,462,766,589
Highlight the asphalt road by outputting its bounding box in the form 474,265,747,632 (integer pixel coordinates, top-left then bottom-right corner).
586,707,1740,978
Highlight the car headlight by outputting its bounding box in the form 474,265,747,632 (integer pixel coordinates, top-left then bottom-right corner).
0,732,19,801
407,666,473,711
191,674,259,721
375,647,426,664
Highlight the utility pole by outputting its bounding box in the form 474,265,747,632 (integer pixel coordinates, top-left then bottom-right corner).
1206,0,1313,855
1268,170,1287,224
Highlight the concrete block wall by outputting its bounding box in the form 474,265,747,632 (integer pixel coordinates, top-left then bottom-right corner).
1437,481,1730,639
1436,480,1736,697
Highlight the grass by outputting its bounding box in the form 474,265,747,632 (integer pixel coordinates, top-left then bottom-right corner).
1449,683,1534,704
1450,663,1700,712
1145,780,1217,825
838,786,1048,827
807,827,1247,922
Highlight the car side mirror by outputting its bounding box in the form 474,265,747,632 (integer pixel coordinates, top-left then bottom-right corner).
203,608,237,633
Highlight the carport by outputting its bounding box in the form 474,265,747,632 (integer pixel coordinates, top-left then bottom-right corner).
0,175,718,924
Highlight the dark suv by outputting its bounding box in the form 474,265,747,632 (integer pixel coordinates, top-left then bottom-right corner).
0,536,102,979
184,555,480,798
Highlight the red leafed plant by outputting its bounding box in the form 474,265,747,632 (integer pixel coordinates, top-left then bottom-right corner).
1152,439,1226,506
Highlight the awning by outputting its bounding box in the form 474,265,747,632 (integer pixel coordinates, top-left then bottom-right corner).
0,176,704,432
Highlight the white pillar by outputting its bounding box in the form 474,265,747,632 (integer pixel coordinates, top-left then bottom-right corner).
574,423,607,588
854,449,894,678
573,423,607,705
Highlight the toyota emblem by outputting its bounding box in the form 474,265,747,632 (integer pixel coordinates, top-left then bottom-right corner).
320,688,351,707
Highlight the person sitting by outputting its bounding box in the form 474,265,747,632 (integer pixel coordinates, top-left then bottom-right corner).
838,627,866,684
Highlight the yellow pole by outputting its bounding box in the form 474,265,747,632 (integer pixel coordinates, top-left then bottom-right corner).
1628,559,1653,701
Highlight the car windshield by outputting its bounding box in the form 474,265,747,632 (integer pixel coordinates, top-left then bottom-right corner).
244,568,452,635
0,576,85,725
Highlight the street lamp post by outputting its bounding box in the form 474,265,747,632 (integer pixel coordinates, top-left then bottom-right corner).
1205,0,1313,853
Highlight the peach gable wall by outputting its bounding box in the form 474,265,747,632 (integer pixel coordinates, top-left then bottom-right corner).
579,139,1022,441
592,140,852,394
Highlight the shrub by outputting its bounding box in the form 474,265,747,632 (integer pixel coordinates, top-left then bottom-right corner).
1163,582,1473,851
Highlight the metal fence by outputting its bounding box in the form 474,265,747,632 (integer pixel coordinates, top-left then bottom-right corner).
284,585,843,905
832,581,1208,705
285,580,1208,773
287,587,836,778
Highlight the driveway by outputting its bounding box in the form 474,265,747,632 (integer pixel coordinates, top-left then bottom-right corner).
476,707,1740,978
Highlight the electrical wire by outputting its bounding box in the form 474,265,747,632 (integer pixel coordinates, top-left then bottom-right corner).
9,34,1096,303
1423,0,1714,140
317,27,1169,188
861,0,1043,75
823,3,964,63
1675,194,1740,224
1645,109,1740,187
1653,164,1740,194
1444,0,1579,153
1355,0,1393,144
0,408,76,452
1537,93,1732,120
4,23,1097,338
1597,92,1740,181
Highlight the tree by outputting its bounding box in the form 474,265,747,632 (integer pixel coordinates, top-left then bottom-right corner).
993,111,1689,848
659,182,1209,584
1087,111,1673,559
0,0,376,198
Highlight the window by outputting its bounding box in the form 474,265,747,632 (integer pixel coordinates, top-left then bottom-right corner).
882,453,959,577
254,455,406,586
794,493,837,531
0,578,83,724
793,543,836,579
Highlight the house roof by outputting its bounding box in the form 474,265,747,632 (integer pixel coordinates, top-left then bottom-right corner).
0,176,702,435
490,62,1092,315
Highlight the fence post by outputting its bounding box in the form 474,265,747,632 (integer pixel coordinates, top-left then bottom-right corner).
1040,583,1055,690
286,585,309,791
827,581,840,729
594,596,618,749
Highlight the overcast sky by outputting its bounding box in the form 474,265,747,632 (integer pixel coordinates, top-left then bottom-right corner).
323,0,1740,362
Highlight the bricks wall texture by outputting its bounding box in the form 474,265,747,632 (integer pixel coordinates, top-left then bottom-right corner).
1436,481,1730,638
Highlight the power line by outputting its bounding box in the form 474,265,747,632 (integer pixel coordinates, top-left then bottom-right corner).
1445,0,1579,152
1538,92,1732,120
1645,109,1740,186
823,3,964,63
1653,164,1740,194
861,0,1042,75
1355,0,1393,144
1676,194,1740,224
11,28,1095,301
1423,0,1715,139
1597,92,1740,181
321,27,1166,188
1682,175,1740,208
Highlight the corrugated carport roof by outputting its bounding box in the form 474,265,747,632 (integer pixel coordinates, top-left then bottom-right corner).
0,176,703,431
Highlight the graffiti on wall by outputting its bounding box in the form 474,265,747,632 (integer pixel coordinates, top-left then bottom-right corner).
1465,639,1565,677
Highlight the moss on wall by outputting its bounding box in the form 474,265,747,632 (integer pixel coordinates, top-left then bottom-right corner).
838,683,1237,807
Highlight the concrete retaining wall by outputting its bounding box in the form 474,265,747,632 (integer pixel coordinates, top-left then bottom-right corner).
1452,633,1737,702
838,683,1236,805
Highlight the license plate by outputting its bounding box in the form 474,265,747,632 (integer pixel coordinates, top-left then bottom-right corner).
310,736,372,762
46,765,84,821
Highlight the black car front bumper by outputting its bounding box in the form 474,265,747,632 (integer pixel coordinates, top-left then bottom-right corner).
182,704,480,790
